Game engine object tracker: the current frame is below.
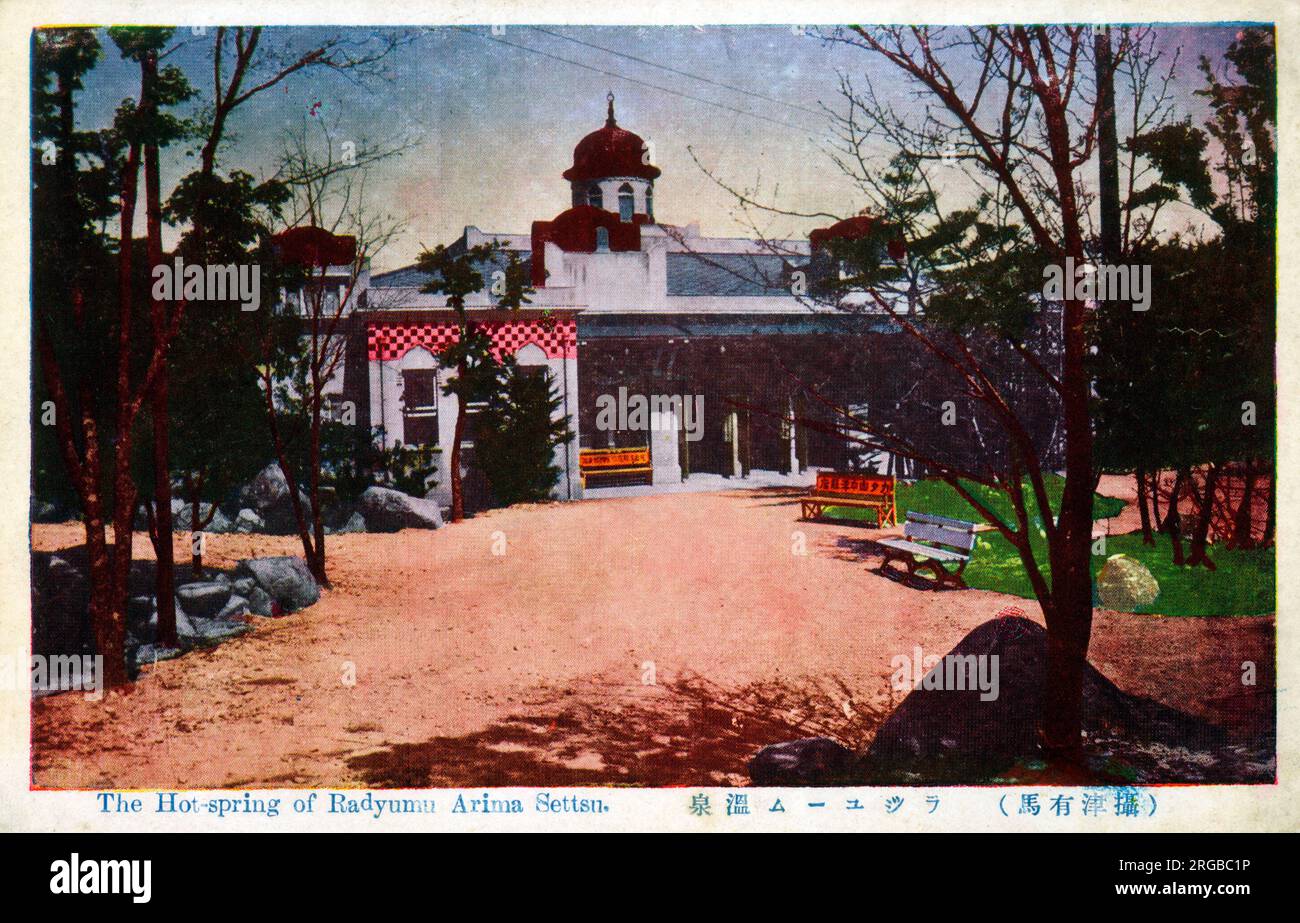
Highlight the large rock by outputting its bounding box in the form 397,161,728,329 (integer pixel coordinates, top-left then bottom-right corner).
1096,554,1160,611
175,581,233,619
358,486,444,533
176,606,251,644
749,737,855,786
859,617,1235,784
31,498,72,523
246,586,276,617
235,556,319,613
179,502,234,534
335,511,367,534
234,508,266,534
238,463,310,535
126,595,156,642
31,553,91,657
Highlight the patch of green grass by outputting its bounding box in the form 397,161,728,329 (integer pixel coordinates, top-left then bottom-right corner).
815,475,1272,615
821,474,1125,525
963,530,1275,616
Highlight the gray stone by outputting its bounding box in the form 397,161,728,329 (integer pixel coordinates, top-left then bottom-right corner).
749,738,855,786
214,595,250,621
337,511,367,534
233,577,256,596
238,464,311,535
236,556,319,613
358,486,444,533
126,596,156,640
235,508,266,534
173,500,233,534
246,586,276,617
175,581,233,619
859,617,1236,784
1096,554,1160,611
31,498,72,523
130,642,186,670
32,554,90,658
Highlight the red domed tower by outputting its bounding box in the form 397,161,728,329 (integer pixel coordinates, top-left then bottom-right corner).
563,93,659,222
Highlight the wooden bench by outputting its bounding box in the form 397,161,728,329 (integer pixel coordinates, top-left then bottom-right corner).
800,471,897,527
580,446,653,488
877,511,978,589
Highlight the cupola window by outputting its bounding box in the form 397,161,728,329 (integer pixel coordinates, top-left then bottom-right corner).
587,185,602,209
618,183,634,222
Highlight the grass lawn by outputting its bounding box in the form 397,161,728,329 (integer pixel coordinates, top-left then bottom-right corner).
821,476,1273,615
965,531,1275,616
822,474,1126,525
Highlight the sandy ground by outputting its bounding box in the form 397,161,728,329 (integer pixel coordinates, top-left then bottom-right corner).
30,476,1273,788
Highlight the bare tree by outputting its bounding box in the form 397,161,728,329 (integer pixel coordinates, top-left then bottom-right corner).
259,117,408,584
698,25,1195,757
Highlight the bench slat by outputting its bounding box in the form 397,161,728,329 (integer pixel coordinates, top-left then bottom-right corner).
906,510,978,531
904,522,978,551
809,496,891,507
879,538,969,562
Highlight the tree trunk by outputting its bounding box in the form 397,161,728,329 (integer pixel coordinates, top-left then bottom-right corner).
449,361,468,523
1136,466,1154,544
1229,466,1257,550
1040,276,1095,758
140,50,178,647
1148,469,1161,525
1163,468,1187,566
1263,465,1276,546
80,411,129,688
1187,464,1219,569
191,490,204,577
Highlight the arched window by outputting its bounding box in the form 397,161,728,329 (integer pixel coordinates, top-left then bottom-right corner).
645,186,654,222
595,226,610,252
618,183,634,222
587,185,602,208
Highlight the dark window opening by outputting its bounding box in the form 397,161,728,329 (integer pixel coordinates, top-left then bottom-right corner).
401,368,439,446
618,183,634,222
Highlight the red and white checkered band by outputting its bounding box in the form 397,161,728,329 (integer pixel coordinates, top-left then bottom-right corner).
367,317,577,362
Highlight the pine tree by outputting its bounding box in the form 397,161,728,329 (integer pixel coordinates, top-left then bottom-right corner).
475,361,573,507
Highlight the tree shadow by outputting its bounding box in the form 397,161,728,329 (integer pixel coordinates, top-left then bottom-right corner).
347,673,895,788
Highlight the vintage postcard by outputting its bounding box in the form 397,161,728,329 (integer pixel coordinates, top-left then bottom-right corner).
1,0,1297,855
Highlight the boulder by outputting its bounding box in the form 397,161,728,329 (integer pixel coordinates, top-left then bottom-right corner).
234,508,266,534
358,486,444,533
31,553,91,657
859,617,1234,784
749,737,855,786
31,498,72,523
172,500,233,534
130,642,186,671
233,577,256,596
126,595,156,641
214,595,250,621
246,586,276,617
1096,554,1160,611
179,610,251,645
238,463,310,535
175,581,233,619
235,556,319,613
337,511,367,534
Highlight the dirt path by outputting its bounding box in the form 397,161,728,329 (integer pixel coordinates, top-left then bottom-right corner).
31,480,1273,788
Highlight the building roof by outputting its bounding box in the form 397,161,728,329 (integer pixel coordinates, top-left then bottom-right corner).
370,250,532,290
666,252,808,297
562,95,661,183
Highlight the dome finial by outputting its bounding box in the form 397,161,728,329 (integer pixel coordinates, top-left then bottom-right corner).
606,91,616,127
